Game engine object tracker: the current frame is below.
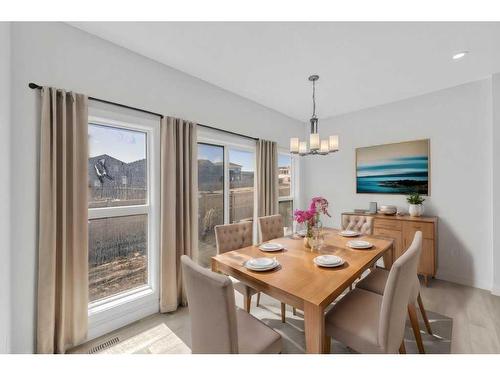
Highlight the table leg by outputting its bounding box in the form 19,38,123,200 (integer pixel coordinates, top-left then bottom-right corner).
382,243,394,270
210,258,218,272
303,302,327,354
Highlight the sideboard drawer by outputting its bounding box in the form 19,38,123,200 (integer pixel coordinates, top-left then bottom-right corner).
374,218,402,231
403,221,434,239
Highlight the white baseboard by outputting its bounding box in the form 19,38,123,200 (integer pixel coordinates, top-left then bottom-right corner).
435,268,492,292
491,284,500,296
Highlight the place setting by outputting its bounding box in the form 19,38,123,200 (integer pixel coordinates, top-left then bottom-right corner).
338,229,360,237
313,254,345,268
258,242,285,252
244,256,281,272
346,240,373,249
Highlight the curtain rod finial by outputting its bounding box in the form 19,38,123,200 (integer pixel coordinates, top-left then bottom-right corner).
29,82,41,89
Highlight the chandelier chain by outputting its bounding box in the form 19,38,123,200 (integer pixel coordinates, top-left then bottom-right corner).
312,79,316,117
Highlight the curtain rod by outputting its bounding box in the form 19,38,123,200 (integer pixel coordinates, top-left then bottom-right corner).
28,82,259,141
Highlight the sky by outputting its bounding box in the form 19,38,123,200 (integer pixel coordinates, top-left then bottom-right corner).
89,124,146,163
357,139,429,165
198,143,291,172
88,126,292,169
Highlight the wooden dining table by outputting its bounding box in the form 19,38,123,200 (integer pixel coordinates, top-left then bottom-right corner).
211,227,394,354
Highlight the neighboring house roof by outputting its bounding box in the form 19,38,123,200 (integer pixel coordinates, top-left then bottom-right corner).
213,161,242,169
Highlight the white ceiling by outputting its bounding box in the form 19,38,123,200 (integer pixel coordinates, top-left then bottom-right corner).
70,22,500,121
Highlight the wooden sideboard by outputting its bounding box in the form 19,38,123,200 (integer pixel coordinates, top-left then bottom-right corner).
341,212,438,286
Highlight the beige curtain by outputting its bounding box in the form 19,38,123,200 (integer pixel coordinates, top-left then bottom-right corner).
160,117,198,313
37,87,89,354
256,139,279,217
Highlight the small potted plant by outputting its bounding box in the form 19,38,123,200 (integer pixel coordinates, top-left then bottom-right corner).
406,192,425,217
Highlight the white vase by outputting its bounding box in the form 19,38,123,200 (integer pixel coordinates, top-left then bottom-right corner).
408,204,423,217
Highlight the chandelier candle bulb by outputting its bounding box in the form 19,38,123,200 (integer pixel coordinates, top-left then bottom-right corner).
329,135,339,151
299,141,308,155
290,137,299,153
320,139,329,154
310,133,320,150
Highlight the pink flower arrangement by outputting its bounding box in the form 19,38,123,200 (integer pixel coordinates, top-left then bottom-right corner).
294,197,331,227
310,197,331,218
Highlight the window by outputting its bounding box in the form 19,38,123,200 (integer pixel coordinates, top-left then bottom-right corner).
87,118,159,310
278,153,294,233
88,215,147,301
88,125,147,209
197,143,225,268
197,129,257,267
229,149,254,224
197,129,297,266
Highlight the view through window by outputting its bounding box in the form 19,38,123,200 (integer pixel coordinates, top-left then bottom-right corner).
197,143,224,268
229,149,254,224
278,153,294,233
197,143,256,267
88,123,149,303
197,140,293,267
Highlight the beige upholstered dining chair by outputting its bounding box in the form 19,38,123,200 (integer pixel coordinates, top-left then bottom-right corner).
181,255,282,354
257,215,288,322
215,222,258,313
355,238,432,353
341,214,374,235
324,231,423,354
258,214,285,242
342,214,377,273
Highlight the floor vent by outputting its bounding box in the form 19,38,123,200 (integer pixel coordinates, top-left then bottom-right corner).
88,337,120,354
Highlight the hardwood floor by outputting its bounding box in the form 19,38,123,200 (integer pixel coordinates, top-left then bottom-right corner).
419,278,500,353
71,278,500,354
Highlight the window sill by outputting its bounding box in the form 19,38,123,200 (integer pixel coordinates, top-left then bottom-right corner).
88,285,154,317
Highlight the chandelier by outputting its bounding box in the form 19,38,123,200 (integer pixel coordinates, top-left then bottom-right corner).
290,75,339,156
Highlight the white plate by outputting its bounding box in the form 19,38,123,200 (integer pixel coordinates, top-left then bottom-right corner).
315,255,343,265
259,243,284,252
314,256,345,268
245,258,279,271
347,240,373,249
247,257,275,268
339,230,359,237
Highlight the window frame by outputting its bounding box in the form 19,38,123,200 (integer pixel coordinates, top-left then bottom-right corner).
198,141,226,225
277,150,296,233
227,146,256,225
197,131,258,245
86,115,160,334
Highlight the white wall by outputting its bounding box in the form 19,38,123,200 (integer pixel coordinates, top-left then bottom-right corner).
0,22,11,354
9,22,303,353
301,79,494,291
493,73,500,295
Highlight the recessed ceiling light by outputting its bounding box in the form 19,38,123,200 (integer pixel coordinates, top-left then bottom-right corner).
452,51,468,60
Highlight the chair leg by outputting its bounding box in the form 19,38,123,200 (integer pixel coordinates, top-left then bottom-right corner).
324,335,331,354
292,307,297,316
244,295,251,313
281,303,286,323
417,293,432,335
256,292,261,307
423,275,429,287
399,341,406,354
408,303,425,354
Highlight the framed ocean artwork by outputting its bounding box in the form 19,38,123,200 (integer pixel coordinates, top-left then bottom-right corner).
356,139,430,195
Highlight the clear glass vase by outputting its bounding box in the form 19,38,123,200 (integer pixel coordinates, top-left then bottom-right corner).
306,216,323,251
